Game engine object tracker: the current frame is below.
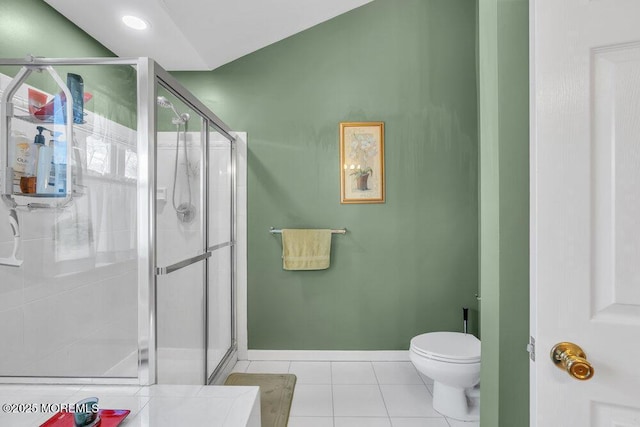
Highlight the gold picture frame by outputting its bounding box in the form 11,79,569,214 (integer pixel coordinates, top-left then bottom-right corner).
339,122,385,204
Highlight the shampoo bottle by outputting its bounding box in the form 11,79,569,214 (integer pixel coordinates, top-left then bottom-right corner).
36,131,54,194
10,130,31,192
18,127,42,177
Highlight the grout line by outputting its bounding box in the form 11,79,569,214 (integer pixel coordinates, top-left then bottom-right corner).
414,366,436,396
371,360,392,423
330,361,336,427
263,359,459,426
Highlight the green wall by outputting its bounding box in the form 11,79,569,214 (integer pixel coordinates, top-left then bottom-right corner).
0,0,136,129
478,0,530,426
0,0,112,58
174,0,479,350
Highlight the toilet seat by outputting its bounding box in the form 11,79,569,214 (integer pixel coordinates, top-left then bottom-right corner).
410,332,480,364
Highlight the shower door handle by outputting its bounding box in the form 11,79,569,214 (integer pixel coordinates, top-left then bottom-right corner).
156,251,211,275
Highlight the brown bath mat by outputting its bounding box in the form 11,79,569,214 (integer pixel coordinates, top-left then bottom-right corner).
224,373,297,427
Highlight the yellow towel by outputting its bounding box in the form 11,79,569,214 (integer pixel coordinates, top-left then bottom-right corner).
282,229,332,270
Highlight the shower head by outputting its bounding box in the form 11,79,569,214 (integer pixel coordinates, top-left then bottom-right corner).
156,96,180,118
157,96,190,124
156,96,173,109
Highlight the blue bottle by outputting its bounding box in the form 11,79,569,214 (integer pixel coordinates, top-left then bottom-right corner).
67,73,84,124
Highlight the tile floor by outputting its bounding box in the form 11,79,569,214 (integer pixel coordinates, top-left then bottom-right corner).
231,360,480,427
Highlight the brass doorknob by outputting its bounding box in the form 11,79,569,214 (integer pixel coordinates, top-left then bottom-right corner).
550,342,594,380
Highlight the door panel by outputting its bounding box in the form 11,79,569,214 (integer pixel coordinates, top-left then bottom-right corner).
592,403,640,426
532,0,640,425
205,126,234,381
592,45,640,324
207,246,232,380
155,88,207,384
208,128,232,248
156,260,205,384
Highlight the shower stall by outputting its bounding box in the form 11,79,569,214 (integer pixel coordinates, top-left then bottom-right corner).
0,57,240,385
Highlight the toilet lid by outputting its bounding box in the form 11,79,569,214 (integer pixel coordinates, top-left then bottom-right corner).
410,332,481,362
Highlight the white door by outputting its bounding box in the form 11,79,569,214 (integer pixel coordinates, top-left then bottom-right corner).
532,0,640,425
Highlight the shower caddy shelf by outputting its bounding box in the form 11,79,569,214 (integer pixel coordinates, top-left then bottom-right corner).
1,63,79,210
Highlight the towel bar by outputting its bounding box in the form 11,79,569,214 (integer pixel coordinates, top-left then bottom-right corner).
269,227,347,235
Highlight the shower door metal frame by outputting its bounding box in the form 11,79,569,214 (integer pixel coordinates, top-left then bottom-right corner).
0,57,237,386
151,63,238,386
204,127,238,385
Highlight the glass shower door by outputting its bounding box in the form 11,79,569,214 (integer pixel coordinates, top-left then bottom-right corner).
156,261,206,384
206,127,234,381
154,88,206,384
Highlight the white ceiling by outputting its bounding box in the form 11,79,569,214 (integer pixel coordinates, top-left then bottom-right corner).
44,0,373,71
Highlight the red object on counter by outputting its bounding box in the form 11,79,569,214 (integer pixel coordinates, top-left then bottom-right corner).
39,409,130,427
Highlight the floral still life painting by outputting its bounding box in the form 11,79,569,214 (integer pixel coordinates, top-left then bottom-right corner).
339,122,385,204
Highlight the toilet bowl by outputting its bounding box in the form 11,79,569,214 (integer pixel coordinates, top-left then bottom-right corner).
409,331,480,421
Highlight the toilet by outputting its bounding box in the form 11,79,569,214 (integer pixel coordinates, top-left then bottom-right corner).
409,331,481,421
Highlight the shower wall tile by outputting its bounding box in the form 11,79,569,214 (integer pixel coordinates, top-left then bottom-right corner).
208,141,232,246
103,350,138,377
0,249,23,311
22,290,71,363
96,230,137,263
34,274,137,376
21,236,134,305
27,281,101,349
0,210,17,243
85,180,137,233
207,247,232,375
21,268,138,376
0,246,137,376
156,139,204,267
157,262,204,349
75,318,136,375
0,308,24,373
18,209,57,241
0,92,139,378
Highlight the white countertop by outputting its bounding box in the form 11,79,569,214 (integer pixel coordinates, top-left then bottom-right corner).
0,384,261,427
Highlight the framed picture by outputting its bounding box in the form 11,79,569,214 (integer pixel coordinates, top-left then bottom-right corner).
339,122,385,204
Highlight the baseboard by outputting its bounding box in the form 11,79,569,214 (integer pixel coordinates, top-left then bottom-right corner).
246,350,410,362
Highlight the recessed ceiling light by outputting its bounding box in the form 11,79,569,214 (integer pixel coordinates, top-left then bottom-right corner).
122,15,149,31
